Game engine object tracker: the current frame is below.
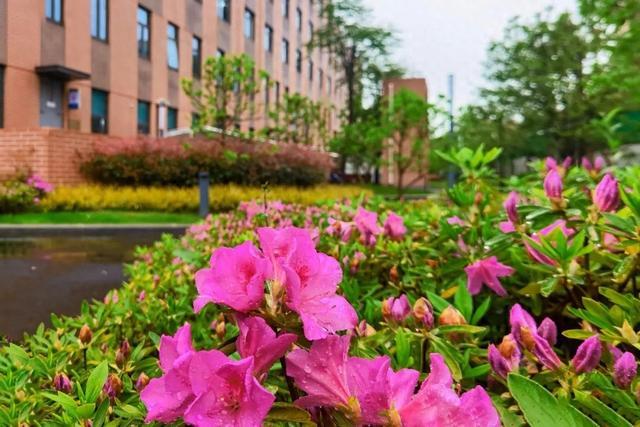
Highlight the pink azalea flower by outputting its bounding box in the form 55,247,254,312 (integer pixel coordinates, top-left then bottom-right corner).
185,356,274,427
259,227,358,340
464,256,515,296
286,335,353,408
239,201,262,221
187,223,211,241
524,219,575,266
141,324,196,423
398,354,501,427
504,191,519,225
488,335,521,378
384,212,407,240
194,241,272,313
235,315,297,379
498,221,516,233
446,216,466,227
354,207,382,246
545,157,558,171
382,295,411,322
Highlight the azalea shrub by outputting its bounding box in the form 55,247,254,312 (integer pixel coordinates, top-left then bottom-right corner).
3,146,640,426
0,173,53,213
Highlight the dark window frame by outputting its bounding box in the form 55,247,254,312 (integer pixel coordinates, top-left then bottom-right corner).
282,38,289,64
282,0,289,18
167,23,179,70
91,0,109,41
295,49,302,73
308,59,313,81
137,100,151,134
45,0,63,25
91,88,109,134
216,48,226,57
137,6,151,59
217,0,231,23
243,8,255,40
295,7,302,31
264,24,273,52
192,36,202,78
167,107,178,130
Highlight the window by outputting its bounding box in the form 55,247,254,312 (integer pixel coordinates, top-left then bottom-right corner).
282,0,289,18
137,101,150,134
295,49,302,73
167,107,178,130
91,89,108,134
244,8,255,40
216,48,226,57
167,23,179,70
295,8,302,31
264,25,273,52
0,66,4,128
192,36,202,78
328,76,332,94
137,7,151,59
45,0,63,24
217,0,231,22
319,68,323,90
281,38,289,63
308,21,314,39
275,81,280,105
308,60,313,81
91,0,108,41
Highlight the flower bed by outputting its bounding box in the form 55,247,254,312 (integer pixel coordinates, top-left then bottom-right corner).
2,147,640,426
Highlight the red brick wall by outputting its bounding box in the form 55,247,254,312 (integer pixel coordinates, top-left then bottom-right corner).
0,129,119,185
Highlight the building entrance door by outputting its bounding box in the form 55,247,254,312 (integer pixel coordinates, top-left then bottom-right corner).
40,77,64,128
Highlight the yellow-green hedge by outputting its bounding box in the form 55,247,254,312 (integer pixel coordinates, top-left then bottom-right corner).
40,184,371,213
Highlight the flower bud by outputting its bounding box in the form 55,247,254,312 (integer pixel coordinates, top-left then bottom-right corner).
78,324,92,344
138,291,146,302
537,318,557,346
581,156,593,171
438,305,466,326
119,339,131,359
53,373,72,393
614,352,637,389
571,335,602,374
135,372,150,392
593,155,605,172
561,156,572,170
383,295,411,323
103,374,123,399
355,320,376,337
608,344,623,363
115,349,126,368
544,169,563,200
504,192,519,225
593,174,619,213
389,265,400,283
533,334,563,371
413,297,434,330
545,157,558,171
488,344,512,378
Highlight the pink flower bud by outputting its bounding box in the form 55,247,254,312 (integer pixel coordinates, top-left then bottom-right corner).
383,295,411,323
488,344,511,378
533,334,563,371
135,372,150,392
593,155,605,172
545,157,558,171
504,192,519,225
544,169,563,200
537,317,557,346
138,291,146,301
413,297,434,329
53,373,72,393
593,174,619,212
614,352,637,389
581,157,593,171
571,335,602,374
561,156,572,170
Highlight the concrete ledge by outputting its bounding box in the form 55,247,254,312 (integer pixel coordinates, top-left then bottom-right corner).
0,224,188,237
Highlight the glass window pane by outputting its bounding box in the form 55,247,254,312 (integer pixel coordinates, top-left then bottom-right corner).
54,0,62,22
167,24,179,69
167,108,178,130
99,0,107,40
45,0,52,19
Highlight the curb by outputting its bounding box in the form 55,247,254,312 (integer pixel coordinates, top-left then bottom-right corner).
0,224,189,237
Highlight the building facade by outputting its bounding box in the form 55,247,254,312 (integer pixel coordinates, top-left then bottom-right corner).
0,0,342,138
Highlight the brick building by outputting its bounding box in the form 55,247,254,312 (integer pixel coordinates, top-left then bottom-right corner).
0,0,343,137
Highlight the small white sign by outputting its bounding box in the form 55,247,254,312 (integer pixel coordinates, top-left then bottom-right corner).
46,101,56,109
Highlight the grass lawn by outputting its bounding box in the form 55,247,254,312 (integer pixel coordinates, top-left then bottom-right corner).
0,211,200,224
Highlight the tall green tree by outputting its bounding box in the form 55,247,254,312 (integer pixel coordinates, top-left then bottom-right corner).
309,0,395,125
182,54,266,137
478,12,606,159
261,93,329,146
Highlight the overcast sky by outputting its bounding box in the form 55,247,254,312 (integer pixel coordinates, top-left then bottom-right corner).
365,0,578,111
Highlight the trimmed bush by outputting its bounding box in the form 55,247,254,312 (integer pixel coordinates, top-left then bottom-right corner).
40,184,371,213
80,136,334,187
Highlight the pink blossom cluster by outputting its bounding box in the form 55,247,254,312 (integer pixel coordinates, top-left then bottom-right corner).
26,174,54,194
326,207,407,246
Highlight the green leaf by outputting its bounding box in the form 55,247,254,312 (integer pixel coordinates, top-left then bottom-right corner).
573,390,632,427
85,361,108,404
471,296,492,324
265,402,315,426
508,373,598,427
454,283,473,322
426,291,450,312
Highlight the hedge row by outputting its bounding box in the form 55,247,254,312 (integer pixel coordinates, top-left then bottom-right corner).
80,136,334,187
